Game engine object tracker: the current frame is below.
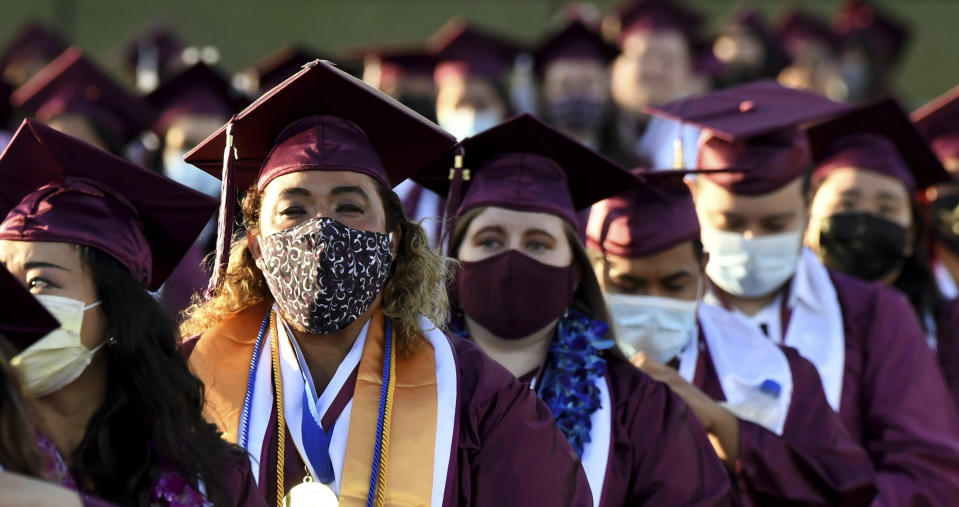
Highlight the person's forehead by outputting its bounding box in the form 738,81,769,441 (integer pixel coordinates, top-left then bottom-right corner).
545,58,608,78
469,206,567,232
818,166,910,198
607,243,698,274
262,170,380,198
0,239,78,266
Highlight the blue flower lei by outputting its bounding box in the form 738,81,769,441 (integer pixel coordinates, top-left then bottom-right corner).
449,308,614,456
537,308,614,456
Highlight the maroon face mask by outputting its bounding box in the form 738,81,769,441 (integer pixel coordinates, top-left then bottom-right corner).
456,250,577,340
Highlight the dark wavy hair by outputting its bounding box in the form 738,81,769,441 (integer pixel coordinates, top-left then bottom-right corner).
70,245,244,505
0,337,42,476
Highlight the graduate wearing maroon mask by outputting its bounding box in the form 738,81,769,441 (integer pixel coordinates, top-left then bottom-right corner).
586,171,876,505
648,80,959,505
415,114,733,506
180,60,592,507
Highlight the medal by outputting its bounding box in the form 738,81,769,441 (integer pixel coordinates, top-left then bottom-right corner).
283,471,338,507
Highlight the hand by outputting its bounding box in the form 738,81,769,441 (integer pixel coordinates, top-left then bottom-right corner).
0,471,84,507
633,352,740,470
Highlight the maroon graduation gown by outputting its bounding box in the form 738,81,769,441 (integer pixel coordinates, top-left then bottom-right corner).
601,360,734,506
935,298,959,409
828,270,959,505
692,336,877,505
184,333,593,507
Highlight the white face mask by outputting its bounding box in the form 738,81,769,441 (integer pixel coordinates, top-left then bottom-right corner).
438,107,503,140
163,149,222,198
606,293,698,364
702,226,803,298
11,295,105,397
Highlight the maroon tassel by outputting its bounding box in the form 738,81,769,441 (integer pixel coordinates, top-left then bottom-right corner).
204,115,238,299
440,145,468,256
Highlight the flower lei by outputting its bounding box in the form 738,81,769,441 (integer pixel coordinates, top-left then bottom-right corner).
537,308,614,457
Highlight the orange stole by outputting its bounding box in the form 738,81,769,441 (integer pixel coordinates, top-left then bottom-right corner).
339,309,438,506
187,301,272,443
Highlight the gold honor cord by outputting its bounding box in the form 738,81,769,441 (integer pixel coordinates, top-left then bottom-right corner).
270,311,337,507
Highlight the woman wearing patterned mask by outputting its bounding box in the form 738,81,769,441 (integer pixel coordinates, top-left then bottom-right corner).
0,120,262,506
417,114,732,506
180,60,593,507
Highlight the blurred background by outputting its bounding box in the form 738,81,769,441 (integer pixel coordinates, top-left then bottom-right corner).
1,0,956,105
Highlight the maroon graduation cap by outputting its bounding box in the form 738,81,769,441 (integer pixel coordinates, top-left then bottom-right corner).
0,119,217,290
610,0,704,46
588,169,706,258
775,8,842,56
355,45,437,81
912,84,959,165
10,47,156,144
646,79,852,194
250,44,331,93
533,20,619,76
0,263,59,352
0,21,69,79
184,59,456,294
808,97,950,192
119,22,186,78
414,113,639,228
833,0,911,65
145,61,246,134
724,6,792,71
428,18,524,82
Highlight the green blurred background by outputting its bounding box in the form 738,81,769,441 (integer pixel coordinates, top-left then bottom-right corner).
1,0,956,106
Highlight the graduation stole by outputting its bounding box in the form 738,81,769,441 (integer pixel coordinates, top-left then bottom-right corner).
188,303,439,506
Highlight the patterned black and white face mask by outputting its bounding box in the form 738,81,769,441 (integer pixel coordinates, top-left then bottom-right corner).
257,216,393,334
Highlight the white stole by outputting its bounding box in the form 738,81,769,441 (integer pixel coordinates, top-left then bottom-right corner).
580,375,612,507
782,249,846,412
694,304,793,435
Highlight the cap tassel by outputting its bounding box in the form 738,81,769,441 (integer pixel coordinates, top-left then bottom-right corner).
440,145,468,257
204,115,238,299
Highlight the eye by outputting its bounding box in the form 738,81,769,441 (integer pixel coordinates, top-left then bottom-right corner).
28,277,59,292
279,206,306,217
477,237,503,249
335,203,365,215
526,240,551,251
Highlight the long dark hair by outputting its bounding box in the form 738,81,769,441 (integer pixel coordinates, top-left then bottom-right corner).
895,198,943,332
0,338,42,476
71,246,243,505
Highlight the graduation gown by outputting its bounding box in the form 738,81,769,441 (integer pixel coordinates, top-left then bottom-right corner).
600,360,734,506
934,298,959,409
183,302,592,507
691,335,877,505
829,270,959,505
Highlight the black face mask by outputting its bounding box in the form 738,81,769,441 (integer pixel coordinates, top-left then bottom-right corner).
818,212,909,282
933,193,959,257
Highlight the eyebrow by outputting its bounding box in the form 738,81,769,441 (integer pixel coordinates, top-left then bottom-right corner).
763,212,796,222
330,185,371,203
473,224,506,236
876,190,903,202
523,228,559,239
277,187,312,200
661,271,692,285
839,189,862,198
24,261,69,272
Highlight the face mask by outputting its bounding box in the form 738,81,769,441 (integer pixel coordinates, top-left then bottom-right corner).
817,212,908,282
606,291,698,364
438,107,503,140
258,216,393,334
702,227,803,298
163,149,222,197
11,295,105,397
457,250,576,340
545,95,607,135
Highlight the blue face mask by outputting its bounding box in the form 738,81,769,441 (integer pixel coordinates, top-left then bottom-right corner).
163,149,222,198
701,226,803,298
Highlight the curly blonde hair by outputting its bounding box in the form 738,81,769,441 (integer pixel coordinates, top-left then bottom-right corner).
180,181,453,355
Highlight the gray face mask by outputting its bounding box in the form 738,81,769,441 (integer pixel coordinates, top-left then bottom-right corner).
257,217,393,334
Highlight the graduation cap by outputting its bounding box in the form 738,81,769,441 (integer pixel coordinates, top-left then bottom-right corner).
414,113,638,228
184,59,456,294
533,20,619,76
775,8,842,56
10,47,156,144
249,44,331,94
145,62,246,134
608,0,704,47
119,22,187,91
808,97,950,192
0,119,217,290
428,18,523,82
833,0,911,64
645,79,852,194
913,84,959,165
717,6,791,71
356,45,437,81
0,263,59,352
0,22,69,84
587,169,706,258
